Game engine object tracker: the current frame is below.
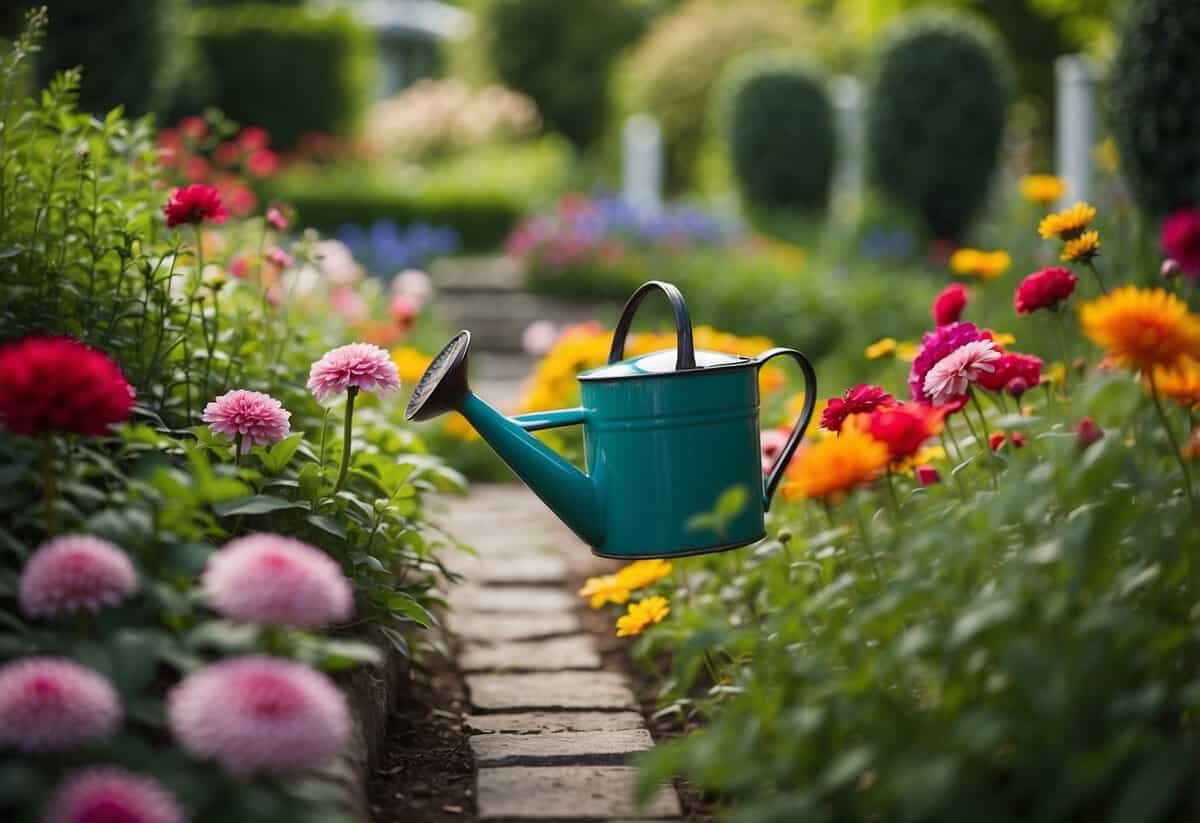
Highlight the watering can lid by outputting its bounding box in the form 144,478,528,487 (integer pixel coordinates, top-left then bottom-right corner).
579,348,749,381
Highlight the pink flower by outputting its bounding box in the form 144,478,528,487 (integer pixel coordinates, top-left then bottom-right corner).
1161,208,1200,278
229,254,251,279
265,247,292,269
389,294,418,331
522,320,558,356
820,385,896,432
45,767,185,823
392,269,433,308
163,184,226,228
265,206,288,231
246,149,279,178
167,656,350,774
975,351,1043,394
331,285,369,323
201,533,353,628
908,322,984,402
238,126,270,152
1014,267,1078,314
179,116,208,141
20,535,137,618
931,283,969,326
213,140,243,168
921,339,1000,405
0,657,120,751
201,390,291,453
760,427,791,475
307,343,401,403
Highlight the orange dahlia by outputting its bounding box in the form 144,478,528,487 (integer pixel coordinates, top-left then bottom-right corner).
1149,357,1200,409
1080,287,1200,374
782,428,889,502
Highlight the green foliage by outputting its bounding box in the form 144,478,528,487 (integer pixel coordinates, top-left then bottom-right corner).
482,0,648,149
865,11,1012,239
190,5,373,148
720,56,836,214
1110,0,1200,217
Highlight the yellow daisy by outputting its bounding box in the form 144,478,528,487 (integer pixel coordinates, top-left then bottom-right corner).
949,249,1010,280
865,337,897,359
578,575,631,609
1061,230,1100,263
616,596,670,637
896,341,919,362
1038,201,1096,240
614,559,672,592
1020,174,1067,205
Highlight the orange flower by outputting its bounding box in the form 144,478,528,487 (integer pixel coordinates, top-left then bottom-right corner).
1080,287,1200,373
1149,357,1200,409
578,575,631,609
782,428,889,502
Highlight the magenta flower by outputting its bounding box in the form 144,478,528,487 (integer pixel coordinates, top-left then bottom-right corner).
922,340,1001,405
201,390,291,454
45,767,185,823
306,343,400,405
0,657,120,751
167,656,350,774
19,534,138,619
202,533,353,628
908,322,985,402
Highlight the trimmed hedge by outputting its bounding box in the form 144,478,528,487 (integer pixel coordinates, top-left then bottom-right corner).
190,5,372,148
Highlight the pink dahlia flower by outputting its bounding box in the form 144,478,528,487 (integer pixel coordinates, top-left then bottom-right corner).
922,340,1001,405
20,534,138,618
201,533,353,628
167,656,350,774
201,390,291,453
0,657,120,751
45,767,185,823
908,322,985,402
307,343,401,404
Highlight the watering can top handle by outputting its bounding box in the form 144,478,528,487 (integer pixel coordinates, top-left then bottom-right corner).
607,281,697,370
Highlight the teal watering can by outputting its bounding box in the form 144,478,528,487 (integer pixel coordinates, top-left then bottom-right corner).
407,281,817,559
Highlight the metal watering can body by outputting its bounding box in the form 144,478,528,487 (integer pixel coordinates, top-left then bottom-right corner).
407,281,817,559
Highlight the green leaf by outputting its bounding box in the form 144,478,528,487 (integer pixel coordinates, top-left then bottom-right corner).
306,514,348,541
257,432,305,473
213,494,308,517
387,592,434,628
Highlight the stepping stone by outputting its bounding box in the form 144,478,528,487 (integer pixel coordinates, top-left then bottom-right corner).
476,766,681,819
460,636,601,673
467,672,636,712
471,729,654,766
465,711,646,735
447,611,581,642
448,586,575,614
450,554,570,585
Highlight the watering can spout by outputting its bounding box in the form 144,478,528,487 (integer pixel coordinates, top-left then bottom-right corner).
405,332,604,547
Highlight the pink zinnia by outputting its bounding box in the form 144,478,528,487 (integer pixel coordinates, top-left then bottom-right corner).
1161,208,1200,278
0,657,120,751
908,322,984,402
201,533,353,628
975,351,1043,394
167,656,350,774
163,184,226,228
931,283,969,326
922,339,1001,405
307,343,401,403
45,767,185,823
201,390,291,453
820,384,896,432
20,535,138,618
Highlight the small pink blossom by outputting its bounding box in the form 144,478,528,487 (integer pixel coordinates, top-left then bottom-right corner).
760,427,791,475
45,767,185,823
202,390,291,453
265,206,288,231
392,269,432,308
921,339,1000,405
331,286,370,323
167,656,350,774
265,247,292,269
522,320,558,356
229,254,252,279
20,535,138,618
307,343,400,403
316,240,362,284
0,657,121,751
202,533,353,628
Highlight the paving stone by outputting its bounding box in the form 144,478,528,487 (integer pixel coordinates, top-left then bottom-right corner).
460,635,601,673
471,729,654,766
467,672,636,712
477,766,681,819
448,586,575,614
447,554,570,585
465,711,646,735
447,611,581,642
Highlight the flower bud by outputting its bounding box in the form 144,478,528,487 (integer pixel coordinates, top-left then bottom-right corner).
1076,416,1103,448
1004,376,1028,398
915,465,940,486
1161,258,1182,279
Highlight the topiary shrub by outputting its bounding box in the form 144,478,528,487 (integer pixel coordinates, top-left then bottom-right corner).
719,56,835,215
1110,0,1200,217
190,5,372,149
865,12,1012,240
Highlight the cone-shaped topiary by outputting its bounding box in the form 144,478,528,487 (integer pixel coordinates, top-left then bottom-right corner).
1110,0,1200,217
865,12,1012,240
719,56,835,214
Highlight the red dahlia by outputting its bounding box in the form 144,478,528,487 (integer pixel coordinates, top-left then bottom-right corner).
866,403,943,463
1014,267,1078,314
975,351,1043,393
163,184,227,228
821,384,896,433
0,337,134,437
931,283,969,327
1161,208,1200,278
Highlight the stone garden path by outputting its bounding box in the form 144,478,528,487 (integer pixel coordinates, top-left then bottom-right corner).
440,484,683,821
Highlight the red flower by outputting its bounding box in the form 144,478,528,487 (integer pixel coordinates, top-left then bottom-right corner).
1011,432,1026,448
0,337,134,437
1014,267,1078,314
224,184,257,217
156,129,183,168
183,156,211,183
976,351,1042,393
932,283,969,326
238,126,270,152
213,141,243,168
164,184,227,228
866,403,943,463
988,432,1004,451
915,464,940,486
179,116,208,141
246,149,279,178
1161,209,1200,278
1076,417,1104,448
820,384,896,432
989,431,1026,451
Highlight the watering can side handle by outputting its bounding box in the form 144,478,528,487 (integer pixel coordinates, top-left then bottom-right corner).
756,348,818,511
510,407,589,433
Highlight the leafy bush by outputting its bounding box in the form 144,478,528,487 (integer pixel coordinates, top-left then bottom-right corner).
482,0,647,149
719,56,835,214
190,5,373,148
865,12,1012,240
1110,0,1200,217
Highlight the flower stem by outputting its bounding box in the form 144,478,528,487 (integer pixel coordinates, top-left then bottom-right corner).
1085,259,1108,294
318,407,331,468
234,433,243,468
852,497,881,585
1148,375,1197,516
333,387,358,493
40,435,57,536
1052,308,1072,392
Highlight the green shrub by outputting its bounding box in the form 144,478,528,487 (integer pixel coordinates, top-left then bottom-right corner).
865,12,1012,240
482,0,647,149
720,56,835,214
1110,0,1200,217
190,5,372,148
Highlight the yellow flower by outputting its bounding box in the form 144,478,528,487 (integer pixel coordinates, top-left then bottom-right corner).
443,412,479,442
781,428,889,503
578,575,631,609
1038,201,1096,240
896,341,919,362
1046,363,1067,385
616,596,670,637
990,332,1016,347
1021,174,1067,204
391,346,432,384
758,366,785,395
1080,286,1200,374
865,337,897,359
614,558,672,592
1061,230,1100,263
949,249,1010,280
1095,138,1119,175
1148,357,1200,410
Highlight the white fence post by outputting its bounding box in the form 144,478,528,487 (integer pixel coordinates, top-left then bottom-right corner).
1055,55,1097,207
622,113,663,214
831,75,864,217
